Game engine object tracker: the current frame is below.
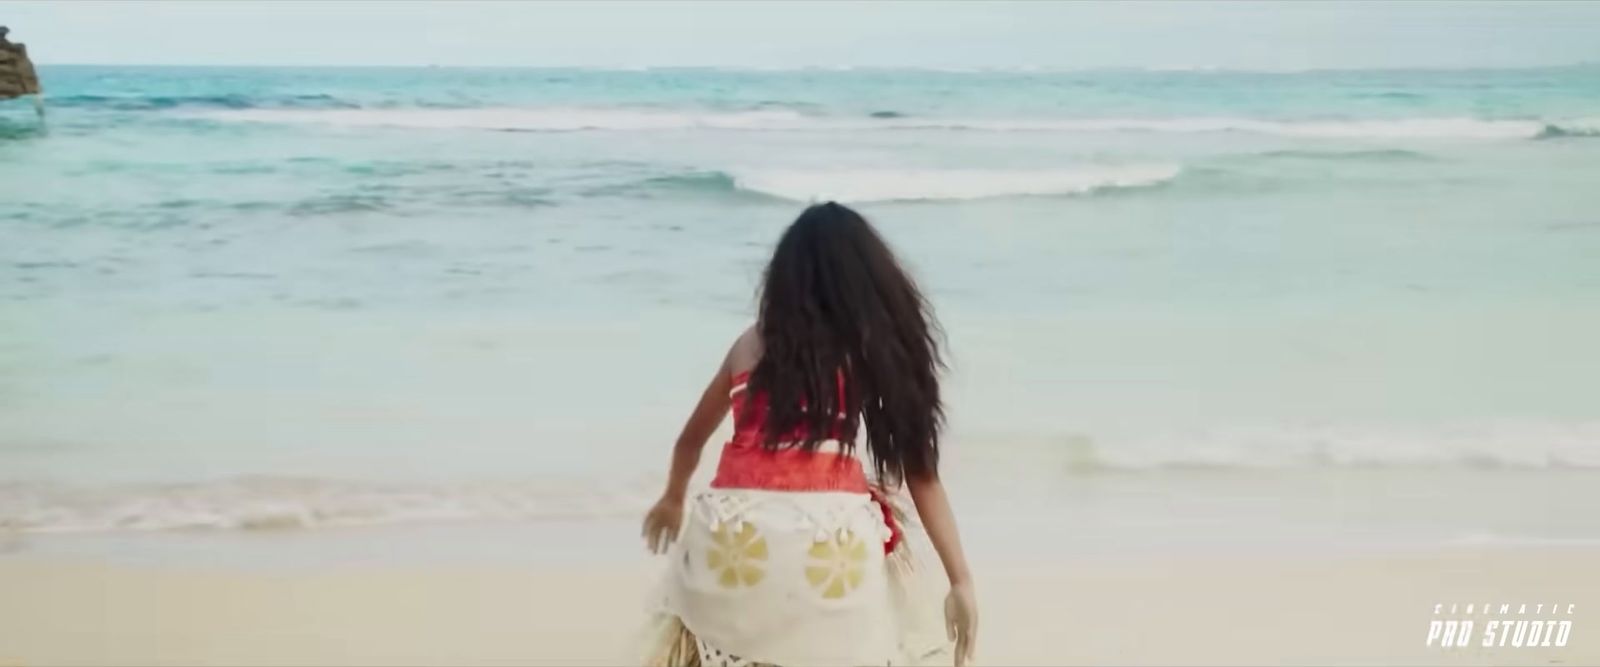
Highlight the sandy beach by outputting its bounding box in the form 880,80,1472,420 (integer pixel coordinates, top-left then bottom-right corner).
7,6,1600,667
0,541,1590,666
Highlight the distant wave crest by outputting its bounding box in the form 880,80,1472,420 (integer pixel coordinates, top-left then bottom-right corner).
724,165,1182,202
190,107,815,131
1249,148,1434,162
54,93,357,111
187,106,1600,141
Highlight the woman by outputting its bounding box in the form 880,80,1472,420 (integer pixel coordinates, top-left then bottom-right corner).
640,202,978,666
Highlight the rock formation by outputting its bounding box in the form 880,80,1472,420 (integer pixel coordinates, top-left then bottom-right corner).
0,27,43,101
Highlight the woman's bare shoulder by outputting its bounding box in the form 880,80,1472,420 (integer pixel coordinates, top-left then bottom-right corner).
726,324,763,376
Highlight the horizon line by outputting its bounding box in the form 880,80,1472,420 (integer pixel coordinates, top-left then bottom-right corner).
26,61,1600,74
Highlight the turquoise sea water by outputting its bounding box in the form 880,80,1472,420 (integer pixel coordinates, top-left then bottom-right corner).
2,66,1599,542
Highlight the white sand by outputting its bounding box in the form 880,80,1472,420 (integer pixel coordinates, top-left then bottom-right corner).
0,547,1592,666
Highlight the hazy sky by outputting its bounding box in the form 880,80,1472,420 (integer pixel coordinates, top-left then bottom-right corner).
7,1,1600,69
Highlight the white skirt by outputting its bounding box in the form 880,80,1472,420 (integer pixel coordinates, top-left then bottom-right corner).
642,488,949,666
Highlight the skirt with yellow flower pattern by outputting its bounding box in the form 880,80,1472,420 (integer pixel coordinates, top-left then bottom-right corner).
642,488,950,667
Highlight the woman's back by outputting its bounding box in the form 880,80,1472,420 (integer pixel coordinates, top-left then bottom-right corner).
639,203,977,667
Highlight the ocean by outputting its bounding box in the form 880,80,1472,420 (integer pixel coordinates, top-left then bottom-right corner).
2,65,1598,556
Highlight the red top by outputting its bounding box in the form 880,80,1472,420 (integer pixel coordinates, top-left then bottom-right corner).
710,370,865,492
709,370,903,553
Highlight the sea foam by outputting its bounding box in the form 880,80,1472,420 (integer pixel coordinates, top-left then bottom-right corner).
728,165,1182,202
3,417,1597,535
0,477,655,534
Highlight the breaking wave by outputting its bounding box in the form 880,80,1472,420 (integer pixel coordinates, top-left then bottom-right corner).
723,165,1182,202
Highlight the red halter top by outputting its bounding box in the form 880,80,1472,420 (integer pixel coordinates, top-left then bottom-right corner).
710,370,903,553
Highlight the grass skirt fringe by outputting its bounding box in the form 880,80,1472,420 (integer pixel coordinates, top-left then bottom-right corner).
641,613,701,667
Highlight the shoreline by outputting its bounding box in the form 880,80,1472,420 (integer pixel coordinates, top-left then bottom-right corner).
0,543,1592,666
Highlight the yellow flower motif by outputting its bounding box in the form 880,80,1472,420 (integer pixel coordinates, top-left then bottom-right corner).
805,529,868,599
707,522,767,588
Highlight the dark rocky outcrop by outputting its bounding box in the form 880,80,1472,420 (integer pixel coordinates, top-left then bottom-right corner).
0,27,43,100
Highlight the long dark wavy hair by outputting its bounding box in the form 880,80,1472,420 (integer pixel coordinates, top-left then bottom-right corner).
748,202,945,484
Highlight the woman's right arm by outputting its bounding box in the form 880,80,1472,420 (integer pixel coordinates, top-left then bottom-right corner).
659,360,733,505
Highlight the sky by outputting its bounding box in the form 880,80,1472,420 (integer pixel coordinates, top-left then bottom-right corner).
6,1,1600,70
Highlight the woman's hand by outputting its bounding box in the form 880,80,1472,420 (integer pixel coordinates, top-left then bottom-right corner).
907,472,977,664
945,581,978,666
646,344,739,555
641,494,684,554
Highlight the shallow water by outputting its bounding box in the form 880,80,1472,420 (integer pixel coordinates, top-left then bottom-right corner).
2,66,1598,546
